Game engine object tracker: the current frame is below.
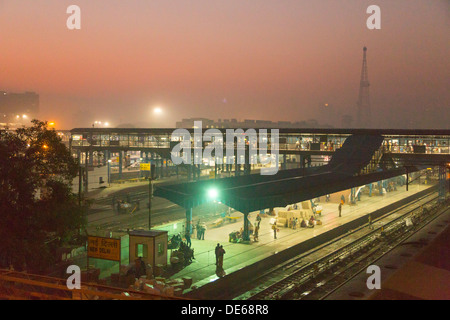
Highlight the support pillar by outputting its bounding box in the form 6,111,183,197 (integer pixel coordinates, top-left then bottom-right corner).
186,208,193,234
84,151,89,193
89,150,94,166
242,211,250,241
406,169,409,191
118,151,123,180
439,165,447,203
214,160,218,178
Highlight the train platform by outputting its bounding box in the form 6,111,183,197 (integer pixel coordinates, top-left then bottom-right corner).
165,183,436,297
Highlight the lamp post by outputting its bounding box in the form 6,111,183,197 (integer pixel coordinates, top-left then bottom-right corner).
148,175,153,230
107,159,112,187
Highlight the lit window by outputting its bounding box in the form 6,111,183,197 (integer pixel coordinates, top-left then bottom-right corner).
158,243,164,256
136,243,148,258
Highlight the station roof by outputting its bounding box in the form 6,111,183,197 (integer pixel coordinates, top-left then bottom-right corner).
70,127,450,137
154,134,408,212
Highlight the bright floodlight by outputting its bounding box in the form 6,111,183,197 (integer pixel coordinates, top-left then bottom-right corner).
154,107,163,115
207,188,218,200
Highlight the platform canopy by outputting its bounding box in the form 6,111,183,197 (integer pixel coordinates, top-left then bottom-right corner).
154,134,410,213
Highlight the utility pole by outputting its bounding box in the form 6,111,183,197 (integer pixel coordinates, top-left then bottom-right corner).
148,175,153,230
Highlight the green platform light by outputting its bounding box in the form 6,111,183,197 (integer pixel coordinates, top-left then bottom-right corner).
208,188,219,200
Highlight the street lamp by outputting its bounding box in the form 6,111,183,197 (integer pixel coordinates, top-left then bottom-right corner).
207,188,219,200
107,159,112,186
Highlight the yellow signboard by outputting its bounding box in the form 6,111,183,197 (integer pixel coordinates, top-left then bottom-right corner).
209,171,215,179
140,163,151,171
87,236,121,261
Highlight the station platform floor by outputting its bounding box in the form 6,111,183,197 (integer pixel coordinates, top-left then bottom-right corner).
166,183,436,293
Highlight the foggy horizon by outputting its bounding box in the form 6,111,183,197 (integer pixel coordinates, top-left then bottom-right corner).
1,0,449,129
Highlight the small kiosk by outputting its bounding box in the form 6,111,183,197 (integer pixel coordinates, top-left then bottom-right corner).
129,230,168,269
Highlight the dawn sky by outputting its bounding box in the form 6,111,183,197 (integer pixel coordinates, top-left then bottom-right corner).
0,0,449,129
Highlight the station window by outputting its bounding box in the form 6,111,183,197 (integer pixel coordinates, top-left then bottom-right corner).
136,243,148,258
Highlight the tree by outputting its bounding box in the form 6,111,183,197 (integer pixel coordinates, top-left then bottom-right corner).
0,120,87,273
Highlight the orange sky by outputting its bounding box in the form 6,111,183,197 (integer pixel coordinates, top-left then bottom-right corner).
0,0,449,129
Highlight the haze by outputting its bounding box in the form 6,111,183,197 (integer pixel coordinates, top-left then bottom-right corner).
0,0,449,129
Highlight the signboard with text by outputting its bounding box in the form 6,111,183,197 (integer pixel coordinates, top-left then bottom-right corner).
140,163,151,171
87,236,121,261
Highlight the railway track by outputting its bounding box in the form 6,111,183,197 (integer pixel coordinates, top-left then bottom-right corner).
234,191,446,300
314,203,449,301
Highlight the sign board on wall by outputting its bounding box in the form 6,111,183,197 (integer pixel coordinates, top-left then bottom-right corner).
87,236,121,261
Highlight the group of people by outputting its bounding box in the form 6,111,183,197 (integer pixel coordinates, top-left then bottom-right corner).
298,215,317,228
288,217,299,229
195,221,206,240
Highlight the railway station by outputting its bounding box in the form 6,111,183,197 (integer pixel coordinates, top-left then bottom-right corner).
1,128,449,300
56,128,449,300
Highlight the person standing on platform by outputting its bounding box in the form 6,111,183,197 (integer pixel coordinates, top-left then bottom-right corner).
196,221,202,240
215,243,220,265
253,226,259,242
338,202,342,217
256,213,262,228
218,246,225,269
216,245,226,277
201,224,206,240
341,194,345,204
185,231,191,248
272,224,277,239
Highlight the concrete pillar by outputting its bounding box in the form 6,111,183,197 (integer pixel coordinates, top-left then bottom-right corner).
243,211,250,241
214,160,218,178
439,165,447,203
84,151,89,192
118,151,123,179
89,150,94,166
186,208,193,234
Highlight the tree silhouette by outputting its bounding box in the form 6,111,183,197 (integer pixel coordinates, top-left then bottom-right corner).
0,120,87,273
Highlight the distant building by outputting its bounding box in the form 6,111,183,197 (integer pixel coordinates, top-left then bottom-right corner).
0,91,39,125
176,117,333,129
